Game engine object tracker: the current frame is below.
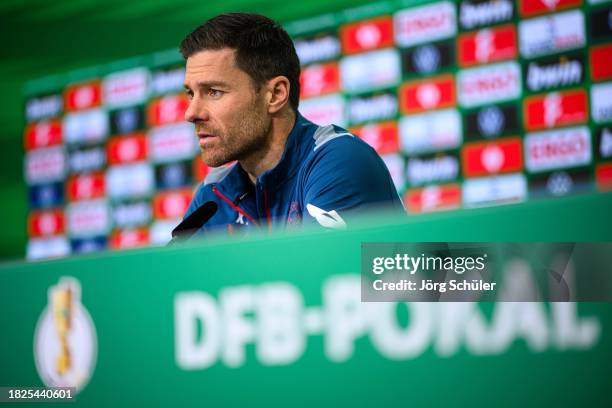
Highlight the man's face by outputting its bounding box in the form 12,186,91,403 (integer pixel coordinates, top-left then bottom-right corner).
183,48,271,168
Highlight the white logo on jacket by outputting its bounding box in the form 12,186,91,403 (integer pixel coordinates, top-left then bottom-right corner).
306,204,347,229
235,213,247,225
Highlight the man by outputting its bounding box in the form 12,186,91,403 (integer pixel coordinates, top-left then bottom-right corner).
180,13,403,236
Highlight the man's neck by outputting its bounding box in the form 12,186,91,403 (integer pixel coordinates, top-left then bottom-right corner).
241,110,297,184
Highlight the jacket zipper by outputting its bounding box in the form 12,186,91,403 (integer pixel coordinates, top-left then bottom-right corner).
212,186,259,226
263,188,272,231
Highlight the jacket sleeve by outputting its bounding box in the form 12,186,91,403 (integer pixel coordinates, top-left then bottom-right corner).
301,136,404,228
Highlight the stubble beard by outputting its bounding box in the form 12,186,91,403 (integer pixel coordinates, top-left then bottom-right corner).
200,100,271,168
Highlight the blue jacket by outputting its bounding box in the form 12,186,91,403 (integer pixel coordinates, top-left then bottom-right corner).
183,113,404,235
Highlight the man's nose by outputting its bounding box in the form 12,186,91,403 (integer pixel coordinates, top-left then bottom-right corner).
184,97,209,123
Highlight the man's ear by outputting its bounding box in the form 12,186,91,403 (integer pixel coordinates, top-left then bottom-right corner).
266,76,291,114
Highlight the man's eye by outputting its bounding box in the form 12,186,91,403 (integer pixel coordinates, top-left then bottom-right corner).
185,90,194,100
208,89,223,98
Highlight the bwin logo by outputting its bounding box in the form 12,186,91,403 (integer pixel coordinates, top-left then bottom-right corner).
477,106,505,138
526,60,582,91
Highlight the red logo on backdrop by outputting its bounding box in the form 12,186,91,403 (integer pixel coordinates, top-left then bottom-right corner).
28,209,64,237
110,228,150,249
404,183,461,213
350,121,399,155
519,0,583,17
64,81,102,111
457,24,517,67
524,89,588,131
153,188,193,219
399,74,456,114
24,120,62,150
340,16,394,54
590,44,612,82
66,172,106,201
107,133,148,165
596,163,612,192
300,62,340,99
147,94,189,127
193,155,212,182
462,137,523,177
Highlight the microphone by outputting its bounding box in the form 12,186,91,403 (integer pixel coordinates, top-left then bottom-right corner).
167,201,218,246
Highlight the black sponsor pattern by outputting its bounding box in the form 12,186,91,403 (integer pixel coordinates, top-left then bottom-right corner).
110,105,145,135
401,41,453,76
71,237,108,254
597,127,612,160
529,168,593,199
590,6,612,40
524,53,585,92
70,236,108,254
28,182,64,209
155,160,192,190
465,104,519,139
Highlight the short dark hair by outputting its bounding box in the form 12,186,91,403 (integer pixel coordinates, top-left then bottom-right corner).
180,13,301,112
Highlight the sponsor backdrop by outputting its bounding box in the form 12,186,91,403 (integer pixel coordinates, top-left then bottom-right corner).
1,193,612,406
23,0,612,259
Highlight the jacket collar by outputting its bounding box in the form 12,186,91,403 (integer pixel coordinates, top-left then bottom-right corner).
216,112,313,200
